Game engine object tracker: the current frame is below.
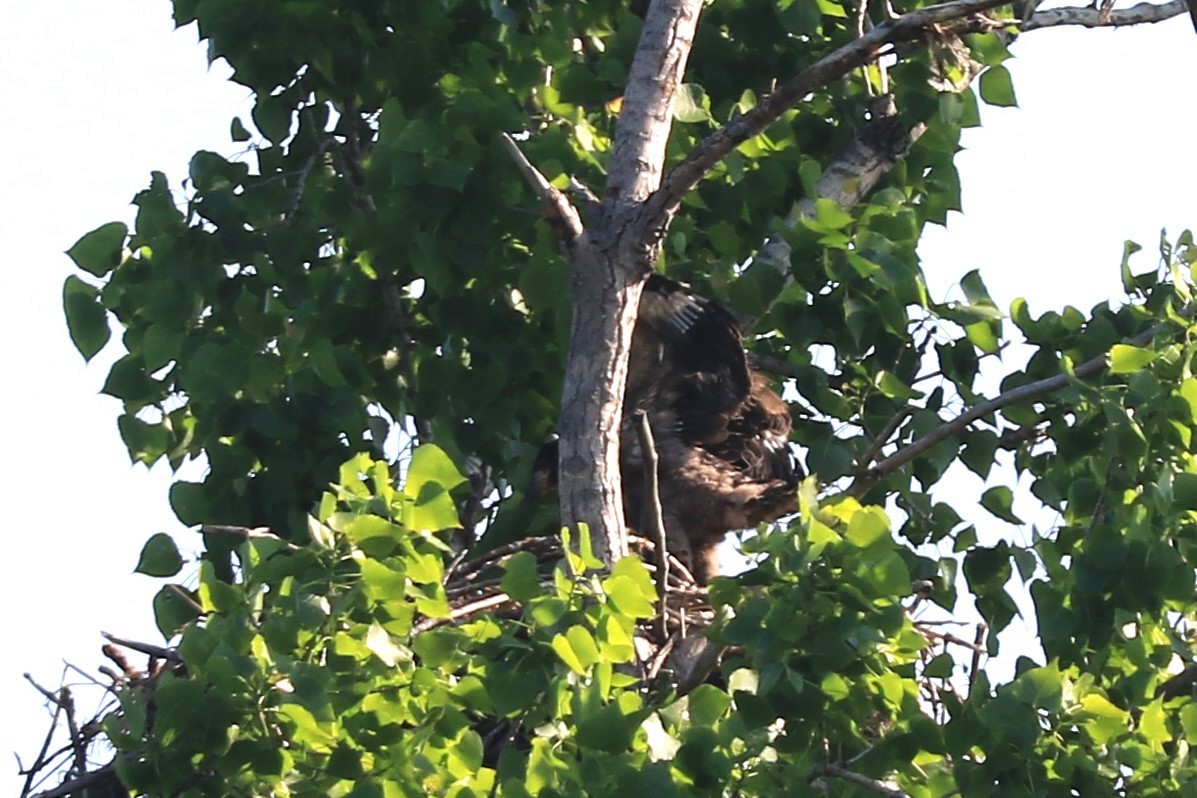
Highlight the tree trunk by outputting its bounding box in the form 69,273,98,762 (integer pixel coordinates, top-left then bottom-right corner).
556,0,705,567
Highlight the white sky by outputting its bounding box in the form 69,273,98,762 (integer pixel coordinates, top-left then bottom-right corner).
0,3,1193,794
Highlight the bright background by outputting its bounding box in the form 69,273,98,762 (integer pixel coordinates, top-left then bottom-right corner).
1,3,1193,794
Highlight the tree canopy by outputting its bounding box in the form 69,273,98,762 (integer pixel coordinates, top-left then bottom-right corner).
36,0,1197,795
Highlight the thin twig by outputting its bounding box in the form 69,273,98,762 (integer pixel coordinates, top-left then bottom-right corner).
59,687,87,781
850,322,1169,495
200,525,300,550
858,405,916,470
168,583,206,615
918,627,987,653
634,410,670,640
411,592,520,635
969,623,988,692
19,685,64,795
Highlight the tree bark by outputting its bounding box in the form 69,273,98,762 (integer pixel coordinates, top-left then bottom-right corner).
557,0,704,567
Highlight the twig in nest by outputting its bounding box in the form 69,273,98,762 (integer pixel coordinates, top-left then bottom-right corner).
634,410,670,641
412,592,519,635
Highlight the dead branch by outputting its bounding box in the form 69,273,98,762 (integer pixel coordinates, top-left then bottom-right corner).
917,626,988,653
411,592,522,635
499,133,583,243
634,410,671,640
968,623,989,691
1023,0,1186,29
201,524,300,551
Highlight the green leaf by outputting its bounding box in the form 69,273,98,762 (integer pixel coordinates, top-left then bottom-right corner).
602,573,655,618
67,221,126,277
965,321,1000,354
981,486,1022,524
405,485,460,533
979,65,1017,107
62,276,111,361
1008,662,1063,712
403,445,468,498
844,506,890,549
152,584,200,638
366,622,411,667
1172,472,1197,510
552,626,599,674
923,653,954,679
230,117,251,142
1108,344,1155,374
135,533,184,577
687,684,732,726
673,83,713,124
169,481,208,527
501,551,542,603
1079,694,1128,745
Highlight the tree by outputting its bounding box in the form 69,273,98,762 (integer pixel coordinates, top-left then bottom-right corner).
39,0,1197,795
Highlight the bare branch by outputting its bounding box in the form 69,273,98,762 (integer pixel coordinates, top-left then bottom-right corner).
809,762,911,798
850,322,1167,495
740,96,927,331
411,592,520,634
1023,0,1186,29
201,524,300,551
102,632,182,663
969,622,989,691
644,0,1012,228
859,405,917,469
918,626,988,652
634,410,670,640
499,133,583,243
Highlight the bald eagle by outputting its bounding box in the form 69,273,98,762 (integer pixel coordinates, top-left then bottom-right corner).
533,274,801,583
624,275,800,582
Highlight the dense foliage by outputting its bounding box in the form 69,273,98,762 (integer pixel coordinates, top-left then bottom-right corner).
54,0,1197,794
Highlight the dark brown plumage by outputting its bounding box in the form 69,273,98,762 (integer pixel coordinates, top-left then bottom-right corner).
623,275,800,583
532,275,801,583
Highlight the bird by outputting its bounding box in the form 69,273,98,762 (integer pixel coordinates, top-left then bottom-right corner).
531,274,801,583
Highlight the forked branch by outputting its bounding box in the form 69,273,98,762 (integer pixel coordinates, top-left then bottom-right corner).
643,0,1013,230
